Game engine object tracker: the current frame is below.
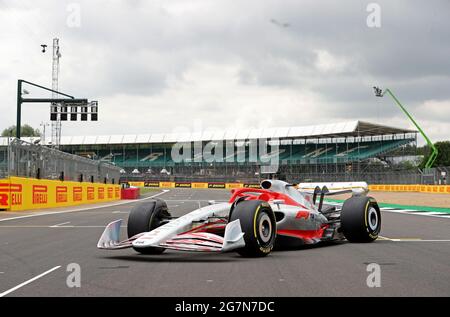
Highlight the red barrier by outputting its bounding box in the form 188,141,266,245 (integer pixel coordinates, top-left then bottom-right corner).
121,187,140,199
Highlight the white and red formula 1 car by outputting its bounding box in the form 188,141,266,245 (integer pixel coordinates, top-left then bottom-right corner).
97,180,381,257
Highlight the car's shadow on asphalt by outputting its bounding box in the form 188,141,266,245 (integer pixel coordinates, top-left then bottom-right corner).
97,240,388,263
98,242,343,263
274,240,345,252
99,253,246,263
274,238,389,253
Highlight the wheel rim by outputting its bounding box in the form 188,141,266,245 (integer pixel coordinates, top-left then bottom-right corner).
258,213,272,243
368,207,379,231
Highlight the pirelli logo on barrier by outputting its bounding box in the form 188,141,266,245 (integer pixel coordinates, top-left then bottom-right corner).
175,182,192,188
10,184,23,206
115,187,120,198
160,182,175,188
107,187,113,199
129,181,145,187
0,182,9,208
244,183,260,189
87,187,95,200
98,187,105,199
208,182,225,189
33,185,48,204
56,186,68,203
73,187,83,202
191,182,208,189
144,182,160,188
0,182,23,208
225,183,243,189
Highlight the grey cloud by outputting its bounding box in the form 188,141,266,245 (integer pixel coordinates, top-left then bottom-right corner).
0,0,449,143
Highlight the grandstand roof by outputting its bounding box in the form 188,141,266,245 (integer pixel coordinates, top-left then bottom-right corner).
0,136,40,146
0,121,416,146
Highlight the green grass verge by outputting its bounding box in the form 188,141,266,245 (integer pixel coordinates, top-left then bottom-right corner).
137,187,162,195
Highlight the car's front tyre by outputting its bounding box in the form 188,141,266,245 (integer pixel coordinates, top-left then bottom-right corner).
127,199,171,254
229,199,276,257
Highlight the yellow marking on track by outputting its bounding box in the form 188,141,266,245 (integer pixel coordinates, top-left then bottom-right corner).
390,238,421,242
378,236,450,242
378,235,421,241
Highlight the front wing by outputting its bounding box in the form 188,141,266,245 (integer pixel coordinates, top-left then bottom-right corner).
97,219,245,253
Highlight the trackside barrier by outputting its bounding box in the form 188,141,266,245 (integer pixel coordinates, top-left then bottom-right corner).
0,179,11,210
121,181,261,190
122,181,260,189
191,182,208,189
128,181,145,187
0,177,121,211
121,181,450,194
369,184,450,194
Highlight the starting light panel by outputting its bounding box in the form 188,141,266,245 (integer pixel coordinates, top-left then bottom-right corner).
70,106,77,121
50,103,58,121
90,101,98,121
60,105,68,121
50,101,98,121
81,106,88,121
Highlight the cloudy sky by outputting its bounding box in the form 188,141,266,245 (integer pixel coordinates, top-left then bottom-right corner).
0,0,449,144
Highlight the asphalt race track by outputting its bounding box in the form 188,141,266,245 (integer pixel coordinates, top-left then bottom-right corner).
0,189,449,297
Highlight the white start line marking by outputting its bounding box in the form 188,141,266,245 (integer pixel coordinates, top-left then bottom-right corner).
0,266,61,297
50,221,71,228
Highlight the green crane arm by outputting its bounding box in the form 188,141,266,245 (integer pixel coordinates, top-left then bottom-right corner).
384,88,438,168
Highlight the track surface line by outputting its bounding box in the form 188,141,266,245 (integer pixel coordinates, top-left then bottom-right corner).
0,266,61,297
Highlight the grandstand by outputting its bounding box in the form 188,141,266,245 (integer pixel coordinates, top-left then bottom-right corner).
0,121,418,183
37,120,415,182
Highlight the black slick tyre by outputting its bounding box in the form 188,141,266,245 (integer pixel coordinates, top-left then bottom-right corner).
127,199,171,254
341,196,381,242
229,199,276,257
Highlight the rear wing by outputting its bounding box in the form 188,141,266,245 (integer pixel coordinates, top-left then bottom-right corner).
297,182,368,213
297,182,369,196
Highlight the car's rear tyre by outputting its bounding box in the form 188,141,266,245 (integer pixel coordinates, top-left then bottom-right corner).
341,196,381,242
229,200,276,257
127,199,171,254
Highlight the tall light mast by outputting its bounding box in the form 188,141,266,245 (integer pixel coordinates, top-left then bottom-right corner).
50,38,62,148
